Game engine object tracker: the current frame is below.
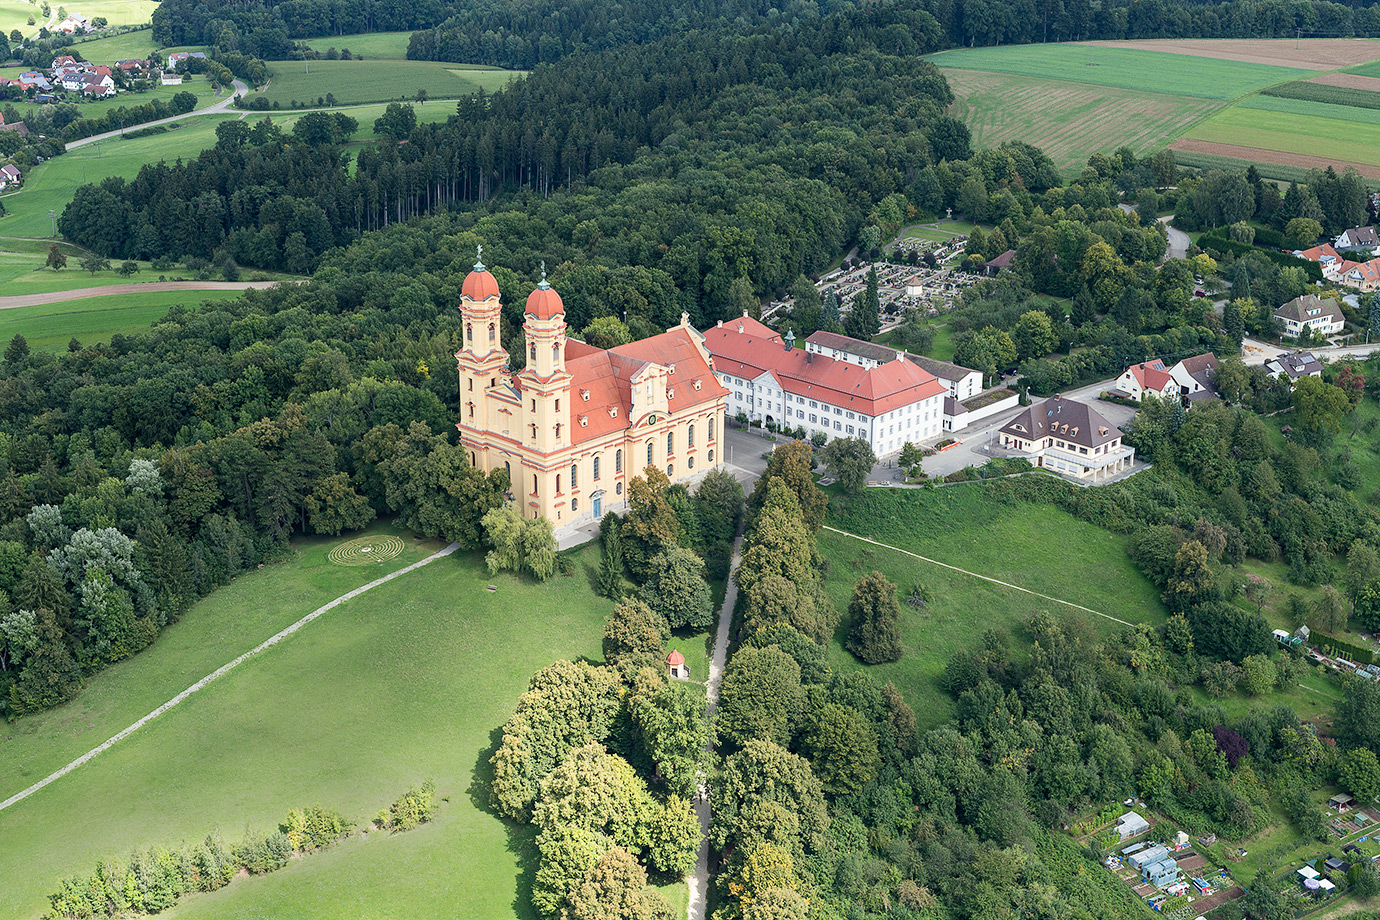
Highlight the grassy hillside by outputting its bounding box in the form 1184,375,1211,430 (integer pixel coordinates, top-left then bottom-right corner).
822,485,1167,726
0,289,247,350
300,32,415,60
0,527,634,920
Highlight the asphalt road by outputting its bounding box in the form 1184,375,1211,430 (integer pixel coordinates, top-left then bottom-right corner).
66,79,250,150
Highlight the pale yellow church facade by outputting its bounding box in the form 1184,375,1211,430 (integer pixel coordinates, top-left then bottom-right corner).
455,255,729,527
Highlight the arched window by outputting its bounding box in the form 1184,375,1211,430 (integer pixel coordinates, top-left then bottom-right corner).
532,474,538,494
488,323,495,342
552,344,559,362
572,497,578,512
708,449,715,463
616,482,623,495
647,441,654,467
615,449,623,473
556,474,562,493
688,456,695,470
530,343,537,361
667,462,673,477
470,451,476,465
709,417,715,440
505,461,511,479
593,455,601,480
466,323,473,342
688,424,695,448
667,431,674,455
467,402,475,417
570,464,578,490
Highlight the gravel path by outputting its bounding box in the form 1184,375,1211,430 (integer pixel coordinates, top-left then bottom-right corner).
0,541,460,814
0,280,290,310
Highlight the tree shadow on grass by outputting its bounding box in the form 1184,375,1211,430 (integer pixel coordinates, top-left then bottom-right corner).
469,724,540,920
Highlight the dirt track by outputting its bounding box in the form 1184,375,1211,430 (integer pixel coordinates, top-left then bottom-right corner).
1308,72,1380,91
1170,138,1380,180
0,281,291,310
1080,38,1380,70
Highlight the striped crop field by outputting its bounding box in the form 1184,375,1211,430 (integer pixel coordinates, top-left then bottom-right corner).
944,69,1222,175
1182,105,1380,170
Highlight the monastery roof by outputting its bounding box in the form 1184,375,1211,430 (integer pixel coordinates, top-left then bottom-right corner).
705,325,946,414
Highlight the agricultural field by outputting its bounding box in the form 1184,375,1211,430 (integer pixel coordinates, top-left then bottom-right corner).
255,59,522,107
64,28,160,63
0,527,644,920
299,31,416,60
931,43,1312,100
944,68,1218,175
1177,105,1380,178
0,0,158,36
0,288,246,350
934,39,1380,181
820,485,1167,726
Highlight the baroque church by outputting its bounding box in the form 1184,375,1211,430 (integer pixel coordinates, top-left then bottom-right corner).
455,252,729,528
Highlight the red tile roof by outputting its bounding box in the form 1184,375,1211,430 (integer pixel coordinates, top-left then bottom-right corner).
704,325,945,415
1127,360,1174,393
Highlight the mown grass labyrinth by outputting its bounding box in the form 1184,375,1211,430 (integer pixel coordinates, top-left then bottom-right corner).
328,535,406,565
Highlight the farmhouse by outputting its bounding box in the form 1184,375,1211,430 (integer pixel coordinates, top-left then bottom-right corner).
1335,227,1379,252
167,51,207,71
0,114,29,138
455,254,727,531
1265,351,1323,387
1114,359,1176,401
116,59,148,74
0,164,21,188
997,394,1135,481
17,73,52,91
56,12,92,33
1274,294,1345,338
709,323,947,457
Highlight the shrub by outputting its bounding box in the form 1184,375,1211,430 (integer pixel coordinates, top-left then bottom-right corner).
375,779,438,832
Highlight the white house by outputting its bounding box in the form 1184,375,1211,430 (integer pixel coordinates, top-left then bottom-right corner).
1114,359,1177,401
56,13,92,33
997,394,1135,482
1168,353,1219,403
706,317,948,458
1274,294,1345,338
1336,227,1379,252
0,164,21,188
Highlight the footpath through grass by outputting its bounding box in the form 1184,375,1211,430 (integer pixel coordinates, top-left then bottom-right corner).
0,529,630,920
822,486,1166,726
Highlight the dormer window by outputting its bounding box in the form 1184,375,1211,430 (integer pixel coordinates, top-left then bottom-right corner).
579,415,588,427
608,407,619,419
669,363,676,374
580,389,590,401
668,388,675,400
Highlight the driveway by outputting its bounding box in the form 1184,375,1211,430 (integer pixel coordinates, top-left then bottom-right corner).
66,79,250,150
1161,217,1190,260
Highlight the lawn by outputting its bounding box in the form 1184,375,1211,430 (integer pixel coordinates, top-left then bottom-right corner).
928,44,1311,100
0,526,646,920
0,288,247,350
255,59,522,107
942,68,1223,175
1184,105,1380,169
820,485,1167,727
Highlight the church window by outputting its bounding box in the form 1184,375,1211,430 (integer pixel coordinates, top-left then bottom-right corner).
647,441,654,467
594,456,601,479
555,423,562,440
616,482,623,495
530,343,537,361
466,324,472,342
532,474,538,494
470,451,476,465
530,423,537,439
616,450,623,473
688,425,695,448
667,463,673,477
570,464,578,489
468,378,473,391
667,431,674,456
467,402,474,417
708,449,715,463
488,323,495,342
556,474,562,493
688,456,695,470
532,399,537,411
505,461,511,478
552,344,559,362
572,498,578,512
709,418,715,440
555,398,560,411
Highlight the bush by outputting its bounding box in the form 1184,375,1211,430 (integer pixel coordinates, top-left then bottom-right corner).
375,779,438,832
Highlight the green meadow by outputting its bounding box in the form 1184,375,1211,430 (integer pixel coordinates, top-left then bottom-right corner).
0,526,646,920
257,59,522,107
1185,104,1380,169
821,486,1167,726
0,289,245,350
299,31,416,60
930,44,1310,100
66,28,161,63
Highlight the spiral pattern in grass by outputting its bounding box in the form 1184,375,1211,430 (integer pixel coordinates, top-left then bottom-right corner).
328,535,405,566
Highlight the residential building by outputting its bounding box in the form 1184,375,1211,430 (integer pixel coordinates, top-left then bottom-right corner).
1335,227,1379,251
16,73,52,91
56,13,92,33
805,331,983,400
982,249,1016,276
1113,359,1176,401
997,395,1135,481
707,320,947,457
116,59,148,74
1336,259,1380,292
0,164,21,188
1169,353,1220,402
455,254,727,531
1265,351,1323,388
0,113,29,138
167,51,207,71
1296,242,1343,278
1274,294,1345,338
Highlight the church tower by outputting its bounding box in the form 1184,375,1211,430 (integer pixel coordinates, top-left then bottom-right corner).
456,246,508,459
518,265,571,455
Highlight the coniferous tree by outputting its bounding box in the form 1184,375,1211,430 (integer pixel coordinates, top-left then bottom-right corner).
597,512,624,598
8,608,82,714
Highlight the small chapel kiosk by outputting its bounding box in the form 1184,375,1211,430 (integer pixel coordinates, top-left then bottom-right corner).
455,249,729,531
667,649,689,680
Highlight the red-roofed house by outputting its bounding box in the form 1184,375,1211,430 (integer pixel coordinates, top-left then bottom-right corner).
1114,359,1177,401
455,253,727,531
704,316,947,457
1296,242,1343,279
